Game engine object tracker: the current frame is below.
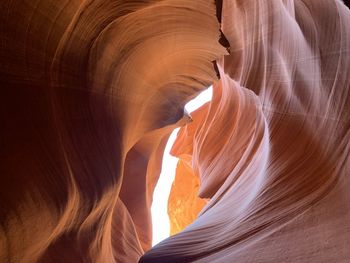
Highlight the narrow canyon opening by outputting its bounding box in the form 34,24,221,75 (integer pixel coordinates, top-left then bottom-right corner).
151,86,213,246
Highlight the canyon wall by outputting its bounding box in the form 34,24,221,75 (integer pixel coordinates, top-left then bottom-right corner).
142,0,350,262
0,0,225,262
1,0,350,262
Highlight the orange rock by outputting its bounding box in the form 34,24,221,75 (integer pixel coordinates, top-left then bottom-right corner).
2,0,350,262
0,0,225,262
168,160,207,236
167,103,210,235
141,1,350,262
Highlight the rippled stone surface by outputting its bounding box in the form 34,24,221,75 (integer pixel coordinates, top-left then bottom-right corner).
1,0,350,262
0,0,225,262
141,0,350,262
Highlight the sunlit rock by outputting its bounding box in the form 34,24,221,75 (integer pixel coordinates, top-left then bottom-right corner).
1,0,350,262
141,0,350,262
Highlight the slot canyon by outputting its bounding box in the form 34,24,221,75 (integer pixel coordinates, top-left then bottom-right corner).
1,0,350,262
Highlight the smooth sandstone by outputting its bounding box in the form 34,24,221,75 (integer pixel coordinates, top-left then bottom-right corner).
1,0,350,262
141,1,350,262
0,0,225,262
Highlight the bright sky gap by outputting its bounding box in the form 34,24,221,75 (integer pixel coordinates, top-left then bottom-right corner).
151,86,213,246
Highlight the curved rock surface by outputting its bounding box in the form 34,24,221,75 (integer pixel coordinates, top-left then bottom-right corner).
1,0,350,262
0,0,225,262
141,0,350,262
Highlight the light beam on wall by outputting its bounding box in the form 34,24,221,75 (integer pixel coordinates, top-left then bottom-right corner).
151,86,213,246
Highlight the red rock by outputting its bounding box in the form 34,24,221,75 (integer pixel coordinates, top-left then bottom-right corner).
1,0,350,262
141,1,350,262
0,0,225,262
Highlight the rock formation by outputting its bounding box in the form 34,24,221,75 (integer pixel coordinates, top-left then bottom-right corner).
168,106,209,235
141,0,350,262
0,0,225,262
1,0,350,262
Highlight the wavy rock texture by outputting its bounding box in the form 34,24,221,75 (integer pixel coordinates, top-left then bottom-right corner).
141,0,350,262
1,0,350,263
0,0,225,262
